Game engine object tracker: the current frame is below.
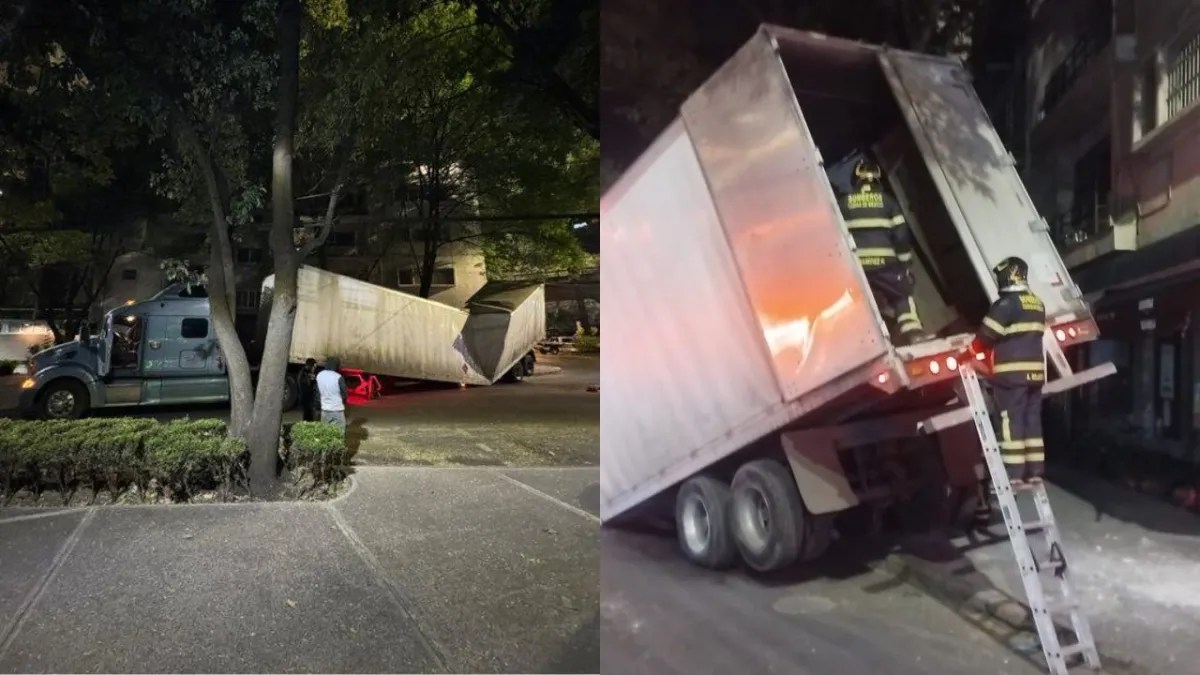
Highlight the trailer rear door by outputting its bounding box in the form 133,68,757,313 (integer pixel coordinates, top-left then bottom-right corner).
681,30,891,405
878,51,1093,325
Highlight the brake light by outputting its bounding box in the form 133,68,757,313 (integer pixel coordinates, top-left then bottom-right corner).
975,351,986,361
946,356,958,371
929,360,941,375
1052,318,1096,347
877,373,889,385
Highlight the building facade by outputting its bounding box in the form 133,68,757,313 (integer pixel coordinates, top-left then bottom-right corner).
1020,0,1200,456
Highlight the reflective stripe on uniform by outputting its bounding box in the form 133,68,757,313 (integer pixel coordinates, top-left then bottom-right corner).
897,251,913,263
855,247,896,257
983,317,1005,334
993,361,1045,373
1025,438,1045,448
1025,452,1046,462
1006,322,1045,333
1002,453,1027,464
890,215,905,225
845,217,894,229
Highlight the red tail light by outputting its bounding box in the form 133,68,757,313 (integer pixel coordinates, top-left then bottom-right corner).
1052,317,1096,347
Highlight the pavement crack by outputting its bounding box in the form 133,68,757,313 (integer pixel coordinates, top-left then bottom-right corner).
488,470,600,524
0,507,91,525
324,503,450,673
0,507,96,660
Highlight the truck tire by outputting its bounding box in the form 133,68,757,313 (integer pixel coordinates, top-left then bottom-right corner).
522,354,536,376
503,362,526,383
674,476,738,569
731,459,808,572
39,379,89,420
281,373,298,412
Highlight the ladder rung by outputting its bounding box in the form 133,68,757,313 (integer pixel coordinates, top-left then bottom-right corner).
1021,519,1051,531
1041,596,1079,614
1060,642,1092,659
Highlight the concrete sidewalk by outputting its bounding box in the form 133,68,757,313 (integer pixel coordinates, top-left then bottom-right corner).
0,466,600,674
889,466,1200,675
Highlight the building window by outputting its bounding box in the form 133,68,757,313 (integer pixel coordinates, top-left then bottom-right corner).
396,269,417,286
121,269,137,281
431,267,455,286
236,247,263,264
181,318,209,339
1167,33,1200,120
236,289,260,311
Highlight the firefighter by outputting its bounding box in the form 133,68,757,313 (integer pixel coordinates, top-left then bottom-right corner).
969,256,1047,485
837,157,930,345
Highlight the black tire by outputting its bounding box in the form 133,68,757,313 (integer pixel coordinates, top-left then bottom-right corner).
39,379,89,420
281,373,298,411
674,476,738,569
550,346,560,355
730,459,808,572
504,361,526,383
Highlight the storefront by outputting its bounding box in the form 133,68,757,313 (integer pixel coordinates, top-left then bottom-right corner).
1084,270,1200,458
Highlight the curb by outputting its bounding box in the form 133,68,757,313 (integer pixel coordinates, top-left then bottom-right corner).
878,537,1153,675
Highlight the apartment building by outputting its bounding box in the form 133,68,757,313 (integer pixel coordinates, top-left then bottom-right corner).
1020,0,1200,454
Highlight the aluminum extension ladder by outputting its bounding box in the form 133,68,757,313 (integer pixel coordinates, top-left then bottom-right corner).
958,364,1101,674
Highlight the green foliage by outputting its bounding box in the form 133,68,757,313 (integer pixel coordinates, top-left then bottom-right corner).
573,323,599,353
288,421,348,487
0,418,342,505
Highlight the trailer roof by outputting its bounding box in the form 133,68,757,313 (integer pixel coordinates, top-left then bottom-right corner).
466,283,543,314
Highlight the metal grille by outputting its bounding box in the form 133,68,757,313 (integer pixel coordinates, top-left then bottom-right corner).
1167,33,1200,119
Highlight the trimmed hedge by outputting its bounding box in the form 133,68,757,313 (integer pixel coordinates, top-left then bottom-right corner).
0,417,347,504
286,422,349,489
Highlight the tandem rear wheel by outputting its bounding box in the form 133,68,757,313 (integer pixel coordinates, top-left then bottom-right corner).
674,459,835,573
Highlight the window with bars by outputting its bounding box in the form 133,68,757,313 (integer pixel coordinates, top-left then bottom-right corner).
1167,33,1200,120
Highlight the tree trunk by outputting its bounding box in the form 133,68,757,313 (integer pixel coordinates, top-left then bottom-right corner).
173,102,256,441
246,0,303,497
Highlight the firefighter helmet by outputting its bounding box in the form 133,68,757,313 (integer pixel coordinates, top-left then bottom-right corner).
852,157,883,190
993,256,1029,288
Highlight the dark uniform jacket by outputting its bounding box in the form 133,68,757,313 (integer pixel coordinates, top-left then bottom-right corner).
975,286,1046,385
837,188,914,270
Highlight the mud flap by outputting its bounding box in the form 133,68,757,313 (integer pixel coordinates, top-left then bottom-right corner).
780,432,859,515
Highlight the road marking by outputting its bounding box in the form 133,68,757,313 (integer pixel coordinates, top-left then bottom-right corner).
489,470,600,524
0,507,90,525
325,504,449,672
0,507,96,659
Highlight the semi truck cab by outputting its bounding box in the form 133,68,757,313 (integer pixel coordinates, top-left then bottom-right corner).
18,285,234,419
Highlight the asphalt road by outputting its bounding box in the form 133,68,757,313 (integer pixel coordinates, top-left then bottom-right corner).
1,354,599,467
601,525,1043,675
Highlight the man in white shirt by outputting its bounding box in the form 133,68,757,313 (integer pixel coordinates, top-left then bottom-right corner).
315,356,348,432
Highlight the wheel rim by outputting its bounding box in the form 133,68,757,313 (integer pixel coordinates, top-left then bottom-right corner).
680,493,711,554
46,390,75,418
735,488,772,556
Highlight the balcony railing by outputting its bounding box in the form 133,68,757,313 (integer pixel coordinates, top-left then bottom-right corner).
1051,195,1112,249
1040,23,1112,119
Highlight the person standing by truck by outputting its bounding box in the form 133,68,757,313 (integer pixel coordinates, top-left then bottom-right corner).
316,356,349,434
968,256,1047,485
298,358,319,422
836,156,930,346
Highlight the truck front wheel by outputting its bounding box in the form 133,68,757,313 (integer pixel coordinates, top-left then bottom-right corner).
674,476,738,569
39,379,89,420
281,373,298,411
731,459,811,572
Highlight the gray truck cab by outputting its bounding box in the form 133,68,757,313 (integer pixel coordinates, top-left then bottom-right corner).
18,284,230,419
